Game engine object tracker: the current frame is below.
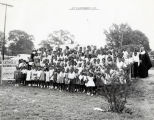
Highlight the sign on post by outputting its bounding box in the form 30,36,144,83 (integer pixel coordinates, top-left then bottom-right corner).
2,59,17,81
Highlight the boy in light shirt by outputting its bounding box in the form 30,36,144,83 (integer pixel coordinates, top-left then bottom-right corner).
132,49,140,78
49,66,54,89
26,67,32,86
36,66,42,87
21,66,28,86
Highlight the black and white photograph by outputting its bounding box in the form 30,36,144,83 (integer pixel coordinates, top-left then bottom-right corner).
0,0,154,119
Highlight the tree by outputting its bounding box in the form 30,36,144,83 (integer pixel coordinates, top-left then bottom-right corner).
104,23,151,51
104,24,132,49
47,29,75,45
39,40,52,50
131,30,151,51
8,30,34,55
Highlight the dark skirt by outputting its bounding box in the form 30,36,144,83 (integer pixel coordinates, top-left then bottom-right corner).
80,79,85,85
138,63,148,78
75,78,81,85
70,78,76,84
133,62,138,78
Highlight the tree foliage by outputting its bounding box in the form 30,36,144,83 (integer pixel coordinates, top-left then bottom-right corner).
104,24,151,51
8,30,34,55
46,29,75,46
131,30,150,51
39,40,52,50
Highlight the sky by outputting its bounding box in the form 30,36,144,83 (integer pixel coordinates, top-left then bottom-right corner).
0,0,154,49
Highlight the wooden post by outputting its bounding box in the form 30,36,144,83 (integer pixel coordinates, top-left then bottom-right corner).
0,54,3,85
1,60,3,85
0,2,13,84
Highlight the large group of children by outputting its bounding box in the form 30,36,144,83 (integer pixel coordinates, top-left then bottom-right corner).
14,45,139,96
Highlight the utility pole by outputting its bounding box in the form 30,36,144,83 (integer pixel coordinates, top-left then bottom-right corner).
0,2,13,60
0,2,13,84
121,29,126,49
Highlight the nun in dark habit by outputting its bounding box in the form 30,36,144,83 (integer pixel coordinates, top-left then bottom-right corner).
138,46,152,78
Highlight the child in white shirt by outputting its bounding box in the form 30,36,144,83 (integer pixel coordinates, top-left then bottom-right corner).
85,72,95,96
21,66,27,86
132,50,139,78
64,68,70,91
37,67,42,87
49,66,54,89
58,69,65,91
31,67,37,86
26,68,32,86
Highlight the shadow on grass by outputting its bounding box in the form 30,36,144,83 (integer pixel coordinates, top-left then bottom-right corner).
127,78,145,98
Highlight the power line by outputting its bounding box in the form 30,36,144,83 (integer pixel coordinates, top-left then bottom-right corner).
0,2,13,7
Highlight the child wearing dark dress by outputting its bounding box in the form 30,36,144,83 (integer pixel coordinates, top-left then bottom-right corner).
49,66,54,89
14,67,22,86
68,68,76,92
39,67,46,88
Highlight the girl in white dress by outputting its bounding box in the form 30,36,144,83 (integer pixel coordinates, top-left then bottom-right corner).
26,68,32,86
64,68,70,91
45,69,50,88
56,70,61,90
49,66,54,89
59,69,65,91
85,72,95,95
116,57,126,71
31,67,37,86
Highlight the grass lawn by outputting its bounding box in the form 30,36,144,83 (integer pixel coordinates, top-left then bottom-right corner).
0,84,144,120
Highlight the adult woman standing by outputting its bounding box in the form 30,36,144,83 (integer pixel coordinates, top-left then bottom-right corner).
138,47,152,78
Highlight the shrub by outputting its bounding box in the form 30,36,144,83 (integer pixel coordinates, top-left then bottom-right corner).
99,62,131,113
